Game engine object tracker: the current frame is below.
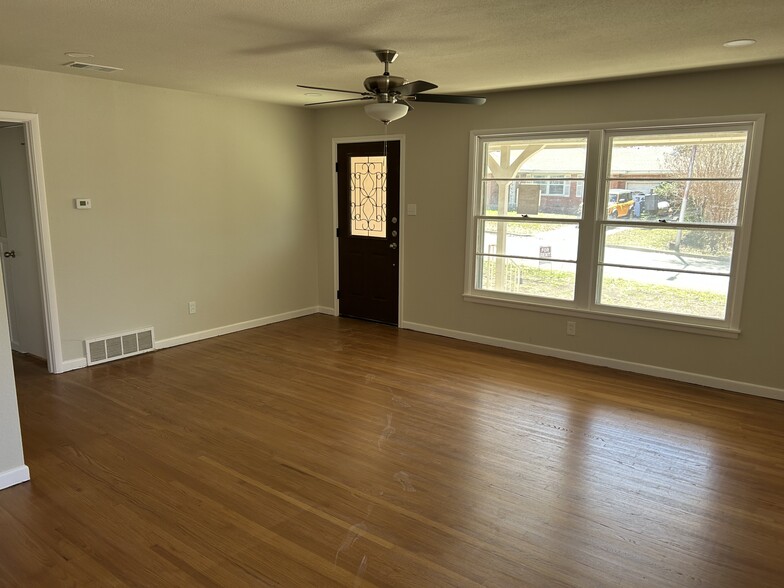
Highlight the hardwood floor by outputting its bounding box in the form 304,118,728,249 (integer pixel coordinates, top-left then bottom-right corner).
1,315,783,587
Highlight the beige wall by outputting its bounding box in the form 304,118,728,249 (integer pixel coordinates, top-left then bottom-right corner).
314,64,784,391
0,64,319,362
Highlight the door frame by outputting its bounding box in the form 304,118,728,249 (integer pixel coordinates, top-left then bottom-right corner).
0,111,62,373
332,135,405,325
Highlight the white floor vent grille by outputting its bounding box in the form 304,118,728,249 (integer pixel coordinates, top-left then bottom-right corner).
85,327,155,366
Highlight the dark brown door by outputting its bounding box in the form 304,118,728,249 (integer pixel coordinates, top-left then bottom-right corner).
337,141,400,325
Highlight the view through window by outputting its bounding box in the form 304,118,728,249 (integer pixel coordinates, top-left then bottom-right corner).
598,130,748,319
467,119,761,331
477,135,587,300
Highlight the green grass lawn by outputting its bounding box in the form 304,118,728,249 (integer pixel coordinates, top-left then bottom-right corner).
605,227,731,258
483,219,574,236
481,260,726,318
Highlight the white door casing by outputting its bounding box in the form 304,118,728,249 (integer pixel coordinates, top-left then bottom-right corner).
0,112,62,372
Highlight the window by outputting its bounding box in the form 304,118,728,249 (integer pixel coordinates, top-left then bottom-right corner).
466,117,763,334
534,176,568,196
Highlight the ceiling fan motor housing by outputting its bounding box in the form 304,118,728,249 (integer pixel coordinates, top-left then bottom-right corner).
364,74,406,98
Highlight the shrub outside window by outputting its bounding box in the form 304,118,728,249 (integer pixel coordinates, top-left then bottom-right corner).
465,117,764,334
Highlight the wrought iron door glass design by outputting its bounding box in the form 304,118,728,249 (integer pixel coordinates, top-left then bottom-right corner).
350,156,387,237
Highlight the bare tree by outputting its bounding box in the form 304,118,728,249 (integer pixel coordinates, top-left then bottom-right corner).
662,141,745,255
664,142,745,224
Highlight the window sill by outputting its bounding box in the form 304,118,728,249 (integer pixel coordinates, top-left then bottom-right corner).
462,293,740,339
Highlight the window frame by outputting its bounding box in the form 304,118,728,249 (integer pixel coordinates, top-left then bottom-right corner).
464,115,765,337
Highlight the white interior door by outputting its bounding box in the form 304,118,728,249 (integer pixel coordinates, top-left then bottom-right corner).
0,235,19,349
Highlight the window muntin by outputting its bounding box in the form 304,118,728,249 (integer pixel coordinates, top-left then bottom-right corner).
467,120,760,332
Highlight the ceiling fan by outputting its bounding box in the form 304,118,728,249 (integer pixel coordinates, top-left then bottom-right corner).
298,49,486,124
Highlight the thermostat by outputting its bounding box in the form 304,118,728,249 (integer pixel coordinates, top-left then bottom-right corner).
74,198,92,209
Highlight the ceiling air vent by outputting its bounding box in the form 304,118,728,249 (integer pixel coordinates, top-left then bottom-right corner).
64,61,123,73
85,327,155,366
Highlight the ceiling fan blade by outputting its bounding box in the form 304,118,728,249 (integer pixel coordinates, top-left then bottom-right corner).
394,80,438,96
398,98,414,111
297,84,366,95
304,97,372,106
412,93,487,105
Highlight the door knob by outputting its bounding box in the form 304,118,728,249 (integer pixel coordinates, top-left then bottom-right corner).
389,243,398,250
3,250,15,258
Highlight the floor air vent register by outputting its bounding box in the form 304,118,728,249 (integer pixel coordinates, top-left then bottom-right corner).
85,328,155,366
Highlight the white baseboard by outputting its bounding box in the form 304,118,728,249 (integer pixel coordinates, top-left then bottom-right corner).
316,306,336,315
58,358,87,373
156,306,322,350
0,465,30,490
56,307,324,370
400,320,784,402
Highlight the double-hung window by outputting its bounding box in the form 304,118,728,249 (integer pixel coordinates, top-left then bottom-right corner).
465,117,763,334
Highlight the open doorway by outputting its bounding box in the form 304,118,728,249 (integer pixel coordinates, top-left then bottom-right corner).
0,112,61,373
0,124,47,360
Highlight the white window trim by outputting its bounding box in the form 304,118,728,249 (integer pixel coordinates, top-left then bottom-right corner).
464,115,765,337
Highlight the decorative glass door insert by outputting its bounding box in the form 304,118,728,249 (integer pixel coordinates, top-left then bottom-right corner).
350,156,387,237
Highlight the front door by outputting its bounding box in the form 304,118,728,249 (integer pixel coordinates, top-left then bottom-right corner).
337,141,400,325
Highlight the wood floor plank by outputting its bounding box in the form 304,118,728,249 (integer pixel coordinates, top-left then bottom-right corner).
2,315,783,586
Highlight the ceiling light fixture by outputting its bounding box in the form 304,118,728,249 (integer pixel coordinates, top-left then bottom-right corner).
364,101,408,124
723,39,756,48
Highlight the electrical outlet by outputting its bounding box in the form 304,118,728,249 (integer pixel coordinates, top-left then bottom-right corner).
566,320,576,336
188,301,197,314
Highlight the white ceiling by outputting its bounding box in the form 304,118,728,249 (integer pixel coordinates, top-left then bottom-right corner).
1,0,782,107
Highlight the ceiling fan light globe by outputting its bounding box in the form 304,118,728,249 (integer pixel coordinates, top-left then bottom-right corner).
364,102,408,123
